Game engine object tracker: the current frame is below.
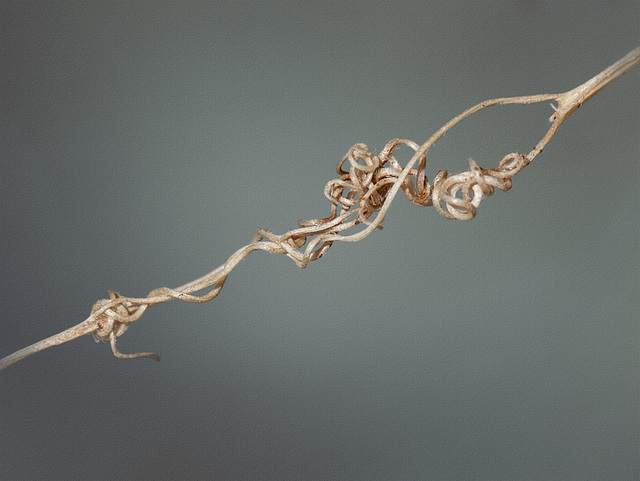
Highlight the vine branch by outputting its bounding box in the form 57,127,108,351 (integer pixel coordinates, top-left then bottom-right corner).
2,47,638,372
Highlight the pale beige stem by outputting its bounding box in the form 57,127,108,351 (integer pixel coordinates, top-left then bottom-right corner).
0,319,97,371
1,47,637,372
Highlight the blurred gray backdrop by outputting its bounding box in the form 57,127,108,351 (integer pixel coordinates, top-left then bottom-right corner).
1,1,638,479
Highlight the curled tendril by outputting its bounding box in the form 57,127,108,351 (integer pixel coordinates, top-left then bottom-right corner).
432,153,529,220
1,46,638,371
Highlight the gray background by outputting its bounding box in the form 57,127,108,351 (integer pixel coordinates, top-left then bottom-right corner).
1,1,638,479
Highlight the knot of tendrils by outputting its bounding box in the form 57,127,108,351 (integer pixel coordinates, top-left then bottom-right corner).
324,139,432,223
90,291,158,360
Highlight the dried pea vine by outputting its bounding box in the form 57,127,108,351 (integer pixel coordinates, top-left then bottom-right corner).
2,47,638,372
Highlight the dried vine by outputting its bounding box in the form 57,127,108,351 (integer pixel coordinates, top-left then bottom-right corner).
1,47,638,372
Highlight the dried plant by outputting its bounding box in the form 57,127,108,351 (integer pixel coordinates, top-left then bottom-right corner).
2,47,638,372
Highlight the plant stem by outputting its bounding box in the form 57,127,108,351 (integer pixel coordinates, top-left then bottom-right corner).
1,47,638,372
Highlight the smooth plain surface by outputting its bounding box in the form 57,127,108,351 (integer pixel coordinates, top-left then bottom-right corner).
1,1,639,479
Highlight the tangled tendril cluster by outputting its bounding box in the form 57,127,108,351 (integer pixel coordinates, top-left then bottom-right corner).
324,140,531,223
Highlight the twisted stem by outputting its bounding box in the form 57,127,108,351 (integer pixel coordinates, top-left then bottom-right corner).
1,46,638,372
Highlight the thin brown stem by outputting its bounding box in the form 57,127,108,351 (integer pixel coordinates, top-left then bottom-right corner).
1,47,637,372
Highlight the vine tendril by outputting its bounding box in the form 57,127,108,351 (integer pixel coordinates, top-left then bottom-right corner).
1,47,638,372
